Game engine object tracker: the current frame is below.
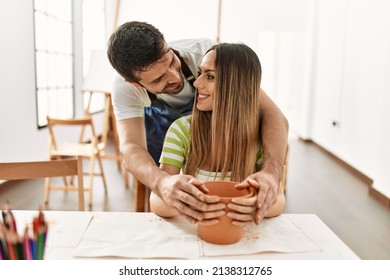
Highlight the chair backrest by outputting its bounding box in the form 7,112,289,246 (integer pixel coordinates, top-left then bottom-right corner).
0,157,85,211
46,116,98,150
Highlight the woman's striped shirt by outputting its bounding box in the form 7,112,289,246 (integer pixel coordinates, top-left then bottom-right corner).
159,115,263,181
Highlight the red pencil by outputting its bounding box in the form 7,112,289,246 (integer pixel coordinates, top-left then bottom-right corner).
9,210,17,232
6,239,15,260
4,203,17,232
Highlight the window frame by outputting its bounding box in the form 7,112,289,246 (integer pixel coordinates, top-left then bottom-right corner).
33,0,75,129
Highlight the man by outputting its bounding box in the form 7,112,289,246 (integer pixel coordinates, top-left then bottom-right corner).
107,21,288,225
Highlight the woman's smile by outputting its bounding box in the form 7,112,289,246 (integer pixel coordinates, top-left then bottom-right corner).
197,92,210,101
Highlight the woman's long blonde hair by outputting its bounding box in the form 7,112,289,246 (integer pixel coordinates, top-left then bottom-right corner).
185,43,262,181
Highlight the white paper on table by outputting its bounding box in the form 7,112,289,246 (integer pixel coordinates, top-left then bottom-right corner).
73,215,200,259
45,212,93,247
200,215,321,257
13,211,93,247
74,214,321,259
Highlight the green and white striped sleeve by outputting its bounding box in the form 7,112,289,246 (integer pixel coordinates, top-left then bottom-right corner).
159,115,191,169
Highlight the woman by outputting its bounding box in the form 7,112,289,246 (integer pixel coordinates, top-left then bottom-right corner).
150,43,285,226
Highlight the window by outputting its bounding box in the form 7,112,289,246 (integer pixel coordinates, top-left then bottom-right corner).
34,0,74,128
82,0,107,114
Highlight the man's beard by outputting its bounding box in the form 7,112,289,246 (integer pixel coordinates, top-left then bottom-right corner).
157,78,184,95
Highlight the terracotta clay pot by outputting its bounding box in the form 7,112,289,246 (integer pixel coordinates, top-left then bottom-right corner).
198,181,254,245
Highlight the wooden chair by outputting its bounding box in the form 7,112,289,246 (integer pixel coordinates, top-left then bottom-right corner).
80,90,130,188
0,157,85,211
46,116,108,208
133,179,150,212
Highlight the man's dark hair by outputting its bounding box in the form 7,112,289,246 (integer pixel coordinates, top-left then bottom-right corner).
107,21,166,82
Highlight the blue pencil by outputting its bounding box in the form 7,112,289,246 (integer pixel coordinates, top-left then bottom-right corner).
30,238,36,260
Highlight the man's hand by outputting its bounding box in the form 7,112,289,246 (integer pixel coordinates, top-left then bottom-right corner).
236,170,279,224
157,174,226,224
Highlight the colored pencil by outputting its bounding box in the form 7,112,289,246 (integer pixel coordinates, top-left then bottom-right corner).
0,207,48,260
30,237,37,260
9,210,17,232
0,225,9,260
23,227,32,260
37,232,44,260
7,240,15,260
0,235,5,260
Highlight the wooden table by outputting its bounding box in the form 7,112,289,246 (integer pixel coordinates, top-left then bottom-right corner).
9,211,359,260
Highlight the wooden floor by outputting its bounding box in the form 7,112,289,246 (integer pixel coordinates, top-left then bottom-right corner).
1,138,389,259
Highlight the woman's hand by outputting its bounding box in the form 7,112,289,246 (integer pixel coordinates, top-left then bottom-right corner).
227,191,257,227
236,172,278,224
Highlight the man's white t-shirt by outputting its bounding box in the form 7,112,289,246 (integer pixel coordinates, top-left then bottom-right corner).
111,38,214,121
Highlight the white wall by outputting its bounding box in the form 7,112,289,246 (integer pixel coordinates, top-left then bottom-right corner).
0,0,48,162
113,0,219,41
310,0,390,197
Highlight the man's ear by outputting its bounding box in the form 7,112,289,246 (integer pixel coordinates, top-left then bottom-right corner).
124,79,142,88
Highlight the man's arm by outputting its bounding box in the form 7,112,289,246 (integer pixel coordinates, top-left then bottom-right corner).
117,117,225,222
149,164,181,218
236,88,288,223
259,88,289,188
117,117,164,191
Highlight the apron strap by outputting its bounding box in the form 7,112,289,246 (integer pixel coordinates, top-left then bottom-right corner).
173,49,196,88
